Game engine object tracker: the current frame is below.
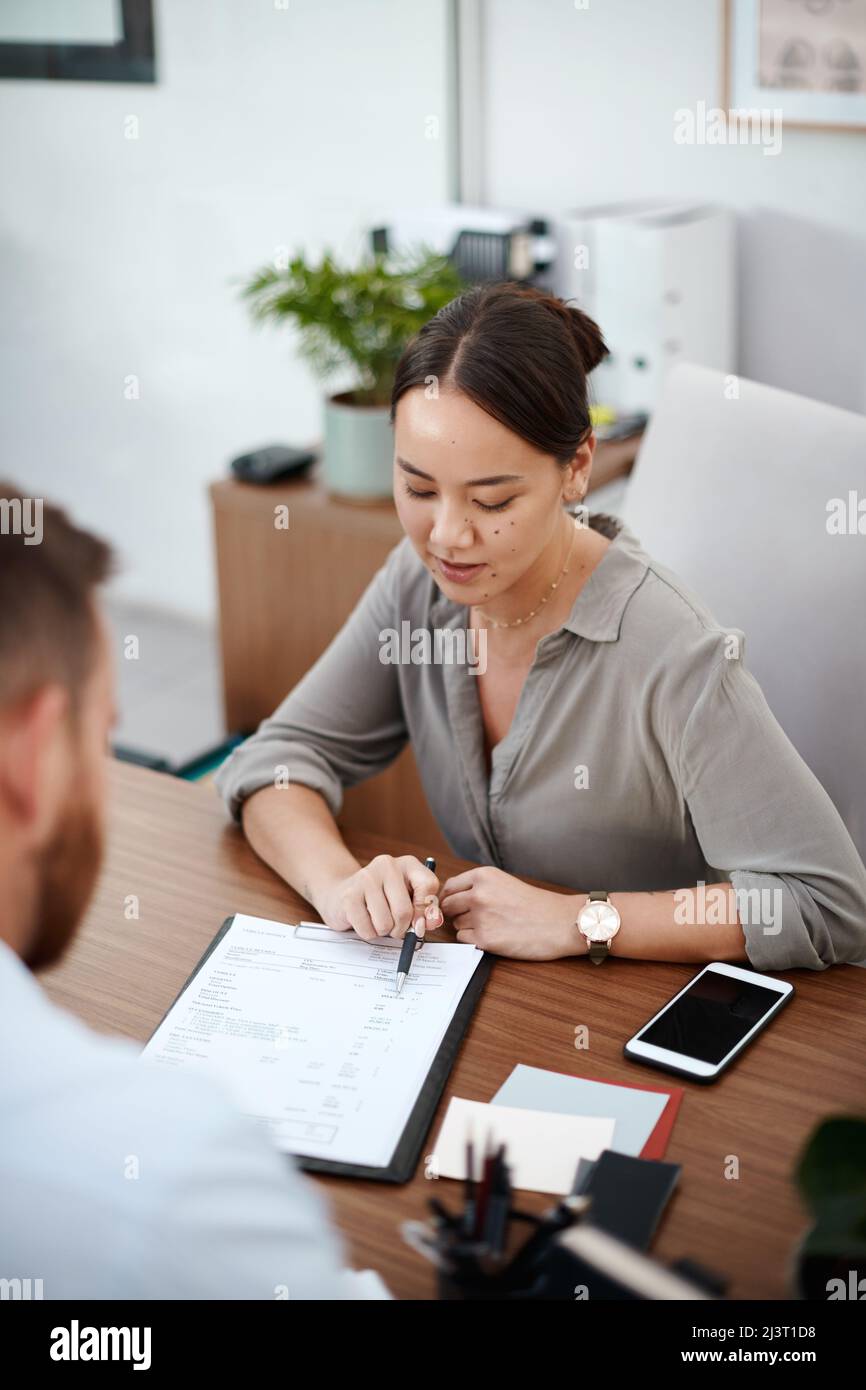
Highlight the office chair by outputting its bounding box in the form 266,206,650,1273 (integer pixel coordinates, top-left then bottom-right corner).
621,364,866,896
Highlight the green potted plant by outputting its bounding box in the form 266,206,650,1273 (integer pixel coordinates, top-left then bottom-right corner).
241,246,465,500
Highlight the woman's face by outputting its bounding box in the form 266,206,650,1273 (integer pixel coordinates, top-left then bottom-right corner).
393,387,583,605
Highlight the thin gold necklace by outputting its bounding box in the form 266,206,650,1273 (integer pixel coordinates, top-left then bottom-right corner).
473,514,579,629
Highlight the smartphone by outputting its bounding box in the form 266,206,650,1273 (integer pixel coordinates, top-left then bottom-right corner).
623,962,793,1084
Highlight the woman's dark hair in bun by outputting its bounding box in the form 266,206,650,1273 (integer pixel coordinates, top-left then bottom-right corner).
390,281,608,466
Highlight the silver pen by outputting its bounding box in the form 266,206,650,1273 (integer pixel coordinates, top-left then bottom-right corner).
395,856,438,993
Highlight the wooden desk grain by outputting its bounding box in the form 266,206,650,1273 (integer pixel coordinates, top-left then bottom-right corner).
40,760,866,1299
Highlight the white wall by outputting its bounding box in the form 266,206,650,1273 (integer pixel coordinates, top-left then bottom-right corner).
0,0,453,617
480,0,866,414
5,0,864,621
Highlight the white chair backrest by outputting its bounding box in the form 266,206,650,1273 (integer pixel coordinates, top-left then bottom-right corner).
621,363,866,864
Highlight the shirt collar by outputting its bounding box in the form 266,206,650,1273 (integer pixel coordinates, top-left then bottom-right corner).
428,511,649,643
563,511,650,642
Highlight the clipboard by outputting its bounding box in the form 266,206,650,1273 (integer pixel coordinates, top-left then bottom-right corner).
144,915,494,1186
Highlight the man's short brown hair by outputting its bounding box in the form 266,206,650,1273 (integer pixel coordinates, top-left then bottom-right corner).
0,481,114,712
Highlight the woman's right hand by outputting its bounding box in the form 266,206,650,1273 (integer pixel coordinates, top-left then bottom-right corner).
316,854,444,942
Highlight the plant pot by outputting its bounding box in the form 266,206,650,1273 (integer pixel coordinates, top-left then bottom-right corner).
322,391,394,501
790,1229,866,1300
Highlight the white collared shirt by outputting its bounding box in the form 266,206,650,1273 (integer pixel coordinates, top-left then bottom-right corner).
0,940,347,1299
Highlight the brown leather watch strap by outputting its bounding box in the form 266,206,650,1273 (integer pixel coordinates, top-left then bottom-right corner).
587,892,611,964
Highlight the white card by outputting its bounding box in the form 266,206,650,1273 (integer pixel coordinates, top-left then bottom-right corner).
431,1096,615,1196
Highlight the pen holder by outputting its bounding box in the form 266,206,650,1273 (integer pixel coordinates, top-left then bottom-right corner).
430,1206,564,1301
418,1203,727,1302
437,1237,548,1301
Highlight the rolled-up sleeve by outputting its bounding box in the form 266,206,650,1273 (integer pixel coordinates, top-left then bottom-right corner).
214,542,408,822
676,630,866,971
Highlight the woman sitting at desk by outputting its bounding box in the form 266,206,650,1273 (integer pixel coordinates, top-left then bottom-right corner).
216,283,866,972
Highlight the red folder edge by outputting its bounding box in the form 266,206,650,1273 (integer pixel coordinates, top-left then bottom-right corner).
580,1074,684,1159
556,1073,683,1162
492,1070,683,1160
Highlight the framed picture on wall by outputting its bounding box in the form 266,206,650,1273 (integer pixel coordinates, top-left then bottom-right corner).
0,0,155,83
723,0,866,132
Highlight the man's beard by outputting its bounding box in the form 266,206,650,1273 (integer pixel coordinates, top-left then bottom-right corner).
24,794,104,973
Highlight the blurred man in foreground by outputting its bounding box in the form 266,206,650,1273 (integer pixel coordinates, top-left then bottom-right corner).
0,484,348,1298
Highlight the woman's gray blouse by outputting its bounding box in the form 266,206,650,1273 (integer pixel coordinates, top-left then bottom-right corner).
215,512,866,972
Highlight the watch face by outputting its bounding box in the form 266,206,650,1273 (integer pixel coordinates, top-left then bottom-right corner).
579,901,621,942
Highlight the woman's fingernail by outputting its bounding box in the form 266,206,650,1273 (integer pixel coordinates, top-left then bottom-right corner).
413,917,425,932
415,921,426,939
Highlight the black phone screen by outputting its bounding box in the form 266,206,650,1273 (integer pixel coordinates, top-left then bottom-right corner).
638,971,783,1065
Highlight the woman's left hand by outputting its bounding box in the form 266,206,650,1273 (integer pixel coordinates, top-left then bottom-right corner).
438,865,582,960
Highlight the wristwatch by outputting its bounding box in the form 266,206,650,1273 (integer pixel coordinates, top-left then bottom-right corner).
576,890,622,964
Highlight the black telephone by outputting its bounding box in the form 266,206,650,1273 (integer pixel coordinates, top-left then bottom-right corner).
230,444,316,484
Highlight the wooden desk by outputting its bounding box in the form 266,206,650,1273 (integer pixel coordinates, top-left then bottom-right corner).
210,433,643,857
41,760,866,1300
